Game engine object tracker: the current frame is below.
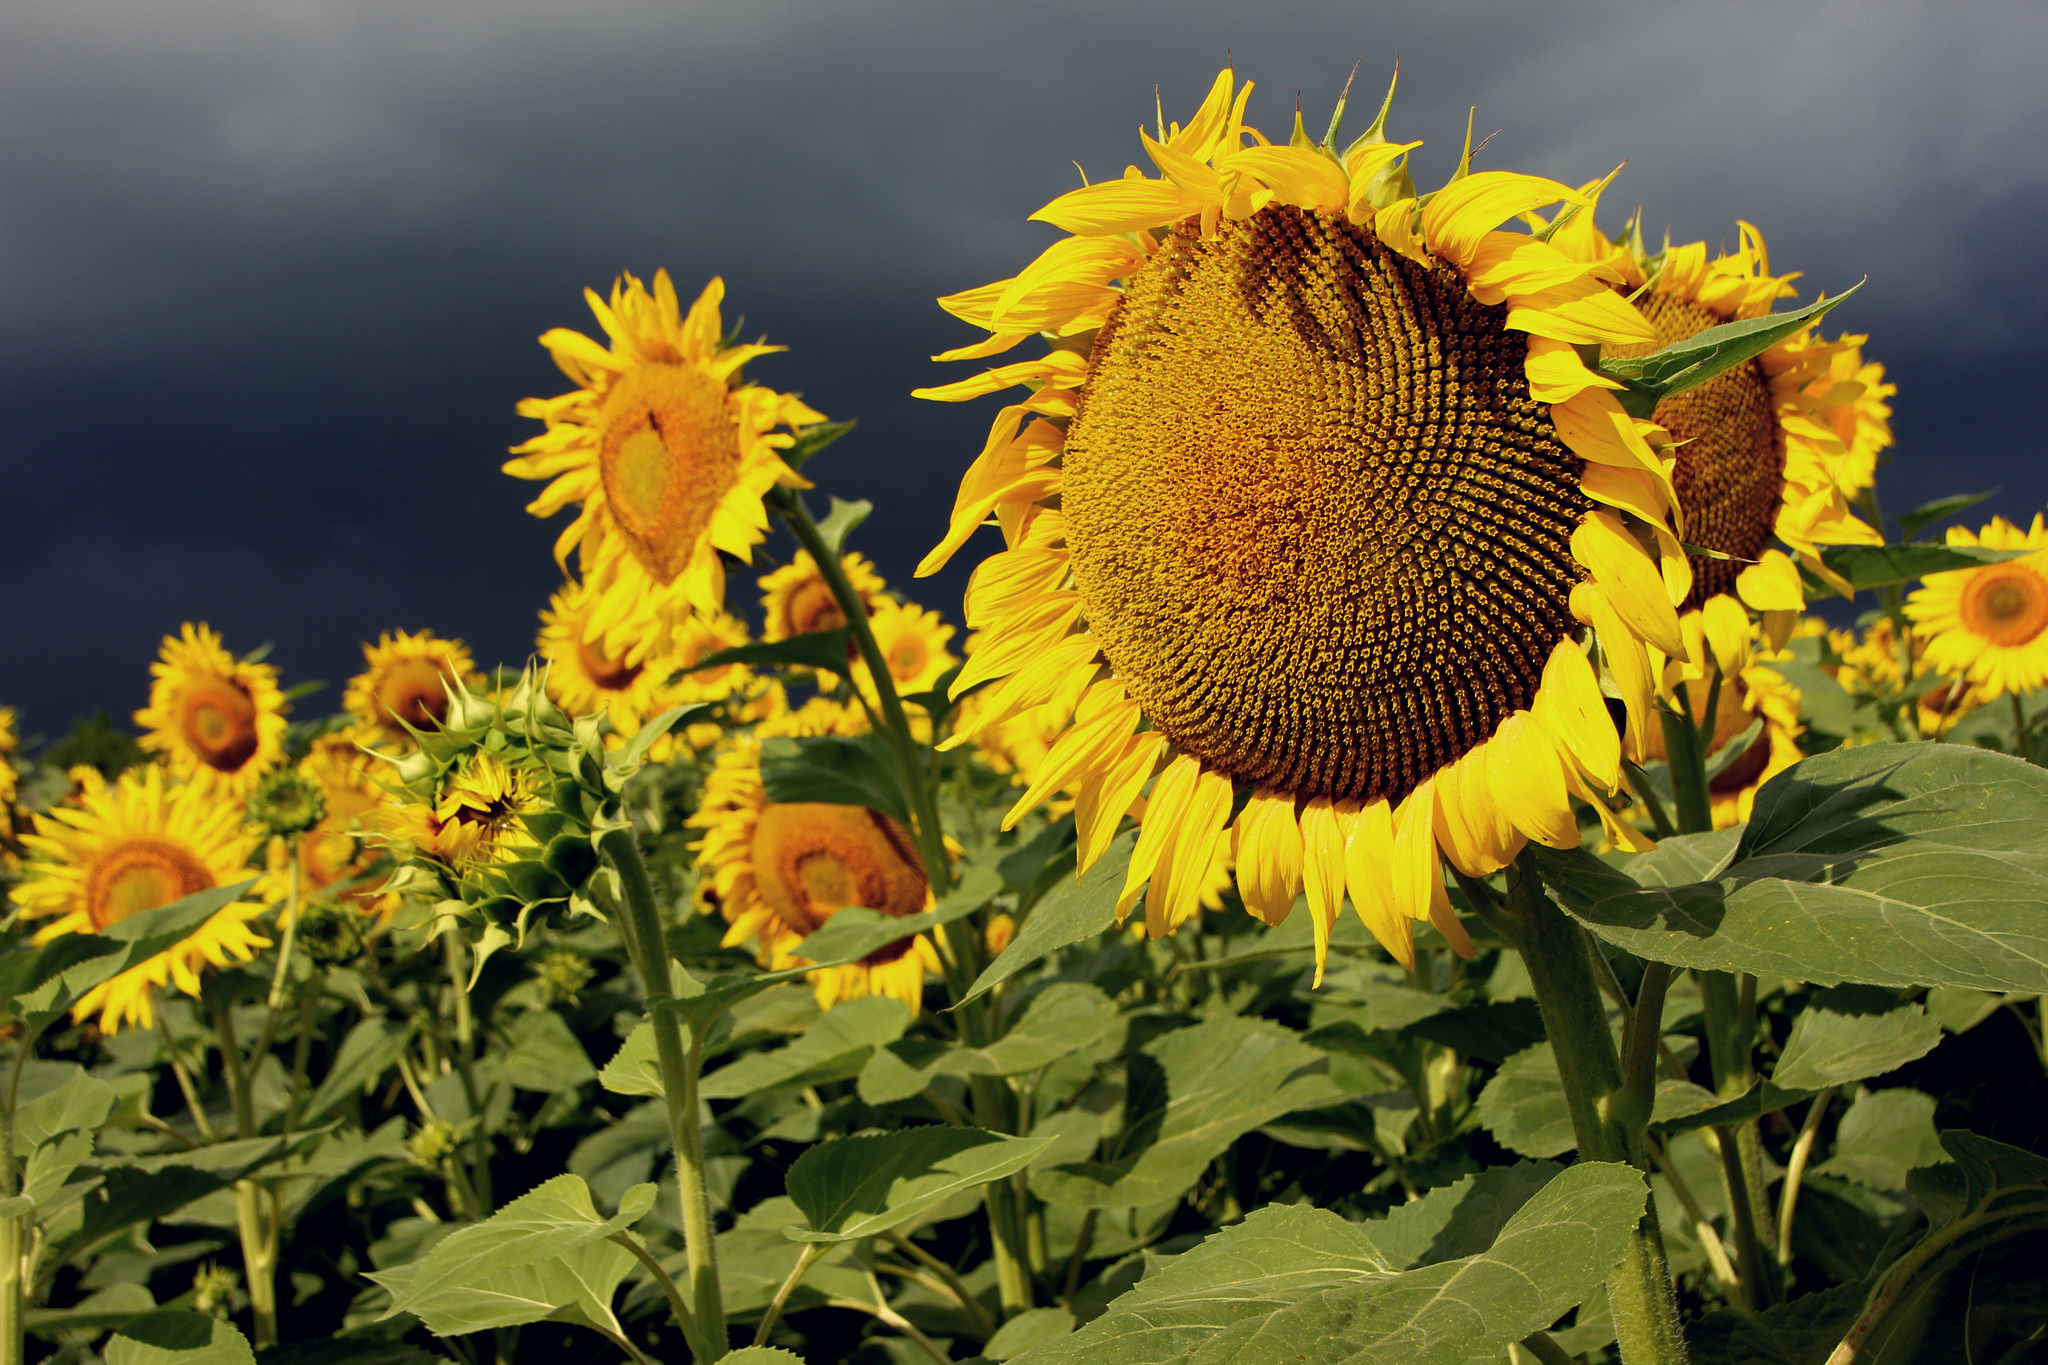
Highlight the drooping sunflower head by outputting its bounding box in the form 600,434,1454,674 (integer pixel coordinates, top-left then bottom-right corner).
14,765,273,1032
1906,514,2048,699
1555,204,1888,618
133,623,289,797
505,271,827,656
344,630,479,747
760,550,887,643
919,67,1694,977
687,737,938,1011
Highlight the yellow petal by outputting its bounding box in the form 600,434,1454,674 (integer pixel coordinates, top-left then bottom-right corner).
1506,279,1660,347
1524,336,1627,404
1169,68,1239,159
1572,510,1687,660
1343,140,1424,223
1119,753,1199,920
1077,731,1166,877
1700,595,1753,678
1421,171,1578,270
1031,177,1206,235
1572,582,1657,765
950,592,1084,695
1486,713,1578,850
1344,798,1405,954
1533,636,1620,790
1147,766,1233,938
1218,144,1349,213
1735,549,1806,612
1233,789,1302,926
1298,797,1348,987
1001,694,1139,830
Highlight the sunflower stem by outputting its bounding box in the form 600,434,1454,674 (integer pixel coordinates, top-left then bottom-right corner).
2012,692,2036,764
1,1029,35,1365
208,986,278,1348
1698,969,1777,1305
772,489,954,895
1505,853,1688,1365
1661,685,1713,836
598,826,725,1363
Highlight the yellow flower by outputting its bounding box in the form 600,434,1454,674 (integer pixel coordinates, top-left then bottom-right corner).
1555,205,1890,627
856,597,959,700
14,766,273,1033
1906,515,2048,698
1,706,22,867
133,623,288,797
761,550,887,643
916,68,1686,978
505,271,823,657
688,737,939,1012
379,750,545,875
1826,617,1986,739
344,630,480,749
264,735,398,920
537,577,694,749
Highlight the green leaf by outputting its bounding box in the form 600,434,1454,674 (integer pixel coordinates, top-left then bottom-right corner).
1941,1128,2048,1217
986,1307,1076,1359
1687,1280,1867,1365
983,983,1122,1073
793,863,1002,967
700,995,911,1100
247,1339,444,1365
759,732,911,825
785,1126,1054,1242
1814,1088,1947,1189
1475,1044,1575,1158
1651,1082,1813,1138
302,1019,417,1124
13,1068,117,1151
1031,1016,1346,1208
608,703,702,772
1923,986,2011,1035
1404,999,1545,1062
502,1009,597,1092
1768,637,1864,738
1363,1159,1564,1268
1533,745,2048,993
1597,282,1862,419
368,1174,655,1336
689,627,856,679
815,496,874,554
66,1168,233,1257
1895,490,1998,545
598,1022,663,1099
719,1351,810,1365
962,832,1134,1005
1014,1162,1646,1365
780,418,856,471
716,1198,873,1319
104,1312,256,1365
1818,542,2034,592
1772,1002,1943,1091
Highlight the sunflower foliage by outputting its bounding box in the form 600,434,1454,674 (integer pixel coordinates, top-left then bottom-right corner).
6,64,2048,1365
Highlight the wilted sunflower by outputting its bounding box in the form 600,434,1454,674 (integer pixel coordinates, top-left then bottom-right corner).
344,630,479,748
917,68,1687,975
1906,514,2048,698
1553,205,1889,661
505,272,824,657
133,623,288,797
689,736,939,1011
761,549,887,643
15,766,273,1032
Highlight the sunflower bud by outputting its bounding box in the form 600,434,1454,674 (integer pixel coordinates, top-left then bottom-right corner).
247,768,326,837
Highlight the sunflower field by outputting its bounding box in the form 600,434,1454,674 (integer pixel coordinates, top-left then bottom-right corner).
6,66,2048,1365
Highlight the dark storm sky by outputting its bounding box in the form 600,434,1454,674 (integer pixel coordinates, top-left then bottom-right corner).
4,0,2045,739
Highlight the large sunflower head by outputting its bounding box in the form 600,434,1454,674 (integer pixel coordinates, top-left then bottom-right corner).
14,765,273,1032
917,67,1693,977
687,737,938,1012
1556,204,1889,621
133,622,289,797
1905,514,2048,699
344,630,480,747
505,271,826,656
760,549,887,643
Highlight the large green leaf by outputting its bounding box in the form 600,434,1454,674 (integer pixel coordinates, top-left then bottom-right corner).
13,1068,117,1150
302,1019,417,1124
963,832,1135,1004
598,1022,663,1099
1687,1281,1867,1365
7,881,259,1030
793,862,1002,967
1817,542,2033,592
1597,283,1861,418
1364,1160,1564,1268
1014,1163,1646,1365
759,732,911,824
1475,1044,1575,1159
859,983,1122,1105
66,1167,233,1256
687,628,854,678
1771,1002,1942,1091
1031,1016,1346,1209
784,1126,1053,1243
368,1175,655,1336
716,1198,873,1319
502,1009,597,1092
700,995,911,1100
104,1312,256,1365
1534,745,2048,992
1814,1088,1947,1189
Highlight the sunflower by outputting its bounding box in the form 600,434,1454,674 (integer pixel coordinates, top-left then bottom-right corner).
14,765,273,1032
344,630,480,748
376,750,544,876
688,736,940,1011
857,597,959,701
133,623,288,797
505,272,824,657
1825,616,1986,739
537,578,696,752
1906,514,2048,698
1553,204,1889,657
265,735,396,917
761,550,887,644
915,68,1688,977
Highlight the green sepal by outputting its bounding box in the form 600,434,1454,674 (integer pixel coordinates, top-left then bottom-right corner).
1338,63,1415,209
780,419,856,471
1597,280,1864,418
814,496,873,556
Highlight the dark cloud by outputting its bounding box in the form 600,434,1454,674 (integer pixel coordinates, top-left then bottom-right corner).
4,0,2044,734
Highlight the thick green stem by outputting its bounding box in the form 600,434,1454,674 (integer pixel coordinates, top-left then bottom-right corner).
773,490,952,893
1699,970,1776,1303
1503,855,1689,1365
1659,696,1713,837
600,827,723,1362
